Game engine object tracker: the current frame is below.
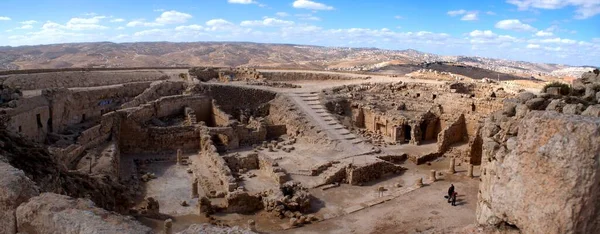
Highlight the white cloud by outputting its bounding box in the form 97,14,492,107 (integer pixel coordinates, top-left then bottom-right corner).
486,11,496,15
20,20,37,25
534,30,553,37
110,18,125,23
241,17,295,27
205,19,237,31
127,10,192,27
0,16,12,21
495,19,536,32
394,15,404,19
447,10,467,16
116,26,125,30
228,0,256,4
134,29,169,37
175,24,204,31
17,25,33,30
469,30,496,38
293,0,334,11
526,44,540,49
296,14,321,21
276,12,289,17
461,12,479,21
156,10,192,24
38,16,109,31
468,29,518,45
507,0,600,19
539,37,577,44
154,9,165,12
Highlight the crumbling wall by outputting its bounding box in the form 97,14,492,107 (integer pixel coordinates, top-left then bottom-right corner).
224,190,263,214
118,95,211,153
258,153,288,184
199,131,238,192
121,81,186,108
212,101,232,127
346,161,404,185
191,84,276,118
436,113,467,154
477,95,600,233
223,153,259,172
4,95,50,142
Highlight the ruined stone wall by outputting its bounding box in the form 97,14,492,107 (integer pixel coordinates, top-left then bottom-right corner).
207,127,240,151
2,70,172,90
258,153,288,184
477,93,600,233
118,95,212,153
191,84,276,118
260,71,358,81
44,82,150,134
346,161,404,185
49,112,119,168
212,101,232,127
436,114,467,154
223,153,259,172
4,95,50,142
199,132,238,192
121,81,186,109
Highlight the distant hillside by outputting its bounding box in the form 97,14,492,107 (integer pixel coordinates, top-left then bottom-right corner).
0,41,591,77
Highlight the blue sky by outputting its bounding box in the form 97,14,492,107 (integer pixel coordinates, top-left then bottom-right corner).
0,0,599,66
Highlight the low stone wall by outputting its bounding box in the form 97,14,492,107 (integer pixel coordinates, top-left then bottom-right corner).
200,132,238,192
224,190,263,214
408,152,440,165
346,161,405,185
223,153,259,172
258,153,288,184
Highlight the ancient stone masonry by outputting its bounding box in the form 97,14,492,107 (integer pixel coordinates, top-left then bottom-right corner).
477,90,600,233
345,161,405,185
198,129,238,192
0,161,40,234
321,81,508,164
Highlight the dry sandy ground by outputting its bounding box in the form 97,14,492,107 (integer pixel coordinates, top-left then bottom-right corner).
284,160,480,234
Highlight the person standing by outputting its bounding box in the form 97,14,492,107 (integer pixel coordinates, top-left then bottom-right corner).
447,184,454,202
451,191,458,206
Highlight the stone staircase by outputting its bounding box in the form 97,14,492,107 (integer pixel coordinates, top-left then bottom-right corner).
286,91,371,154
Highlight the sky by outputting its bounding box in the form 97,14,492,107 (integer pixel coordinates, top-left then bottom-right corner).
0,0,599,66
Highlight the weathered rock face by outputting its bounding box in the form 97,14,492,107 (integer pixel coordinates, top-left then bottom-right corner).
0,161,39,234
477,111,600,234
16,193,152,234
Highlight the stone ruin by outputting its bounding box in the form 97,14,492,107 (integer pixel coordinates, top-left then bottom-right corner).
2,67,600,233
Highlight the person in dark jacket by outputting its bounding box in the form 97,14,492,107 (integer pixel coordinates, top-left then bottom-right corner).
447,184,454,202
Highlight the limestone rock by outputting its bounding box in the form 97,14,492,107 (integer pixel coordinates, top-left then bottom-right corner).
562,103,585,115
0,161,40,234
16,193,152,234
524,97,546,110
582,105,600,117
545,99,565,112
477,111,600,234
517,92,535,103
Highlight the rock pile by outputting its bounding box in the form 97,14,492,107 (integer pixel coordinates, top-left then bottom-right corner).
263,181,313,219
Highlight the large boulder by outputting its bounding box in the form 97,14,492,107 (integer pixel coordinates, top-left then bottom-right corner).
0,161,39,234
16,193,151,234
477,111,600,234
